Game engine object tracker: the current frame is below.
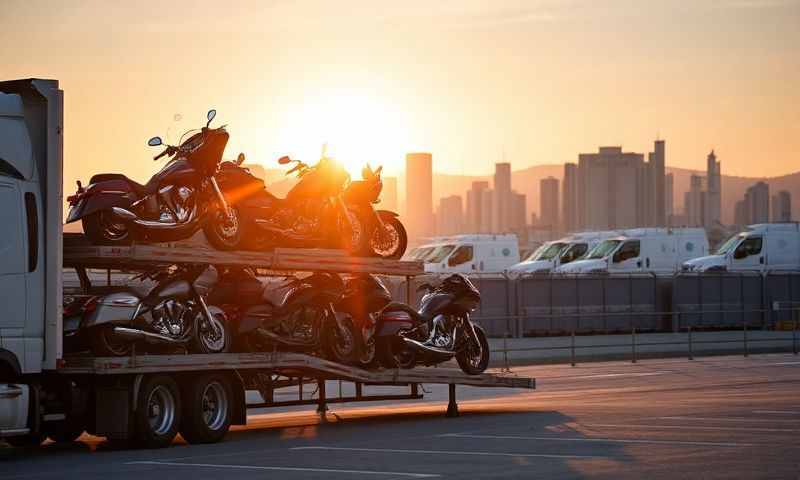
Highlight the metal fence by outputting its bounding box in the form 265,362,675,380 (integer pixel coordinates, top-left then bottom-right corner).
388,272,800,338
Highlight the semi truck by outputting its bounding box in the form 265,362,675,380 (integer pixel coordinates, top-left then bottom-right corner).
0,79,534,449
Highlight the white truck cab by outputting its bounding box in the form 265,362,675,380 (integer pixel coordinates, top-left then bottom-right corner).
507,231,619,274
405,234,520,274
683,223,800,273
557,228,709,275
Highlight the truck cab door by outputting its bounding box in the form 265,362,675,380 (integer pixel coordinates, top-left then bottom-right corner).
732,236,764,271
609,240,642,272
0,180,27,330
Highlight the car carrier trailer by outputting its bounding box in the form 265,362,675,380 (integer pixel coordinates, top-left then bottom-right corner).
0,78,535,449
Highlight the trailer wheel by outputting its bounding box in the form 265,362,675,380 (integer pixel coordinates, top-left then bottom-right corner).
179,374,232,444
134,375,181,449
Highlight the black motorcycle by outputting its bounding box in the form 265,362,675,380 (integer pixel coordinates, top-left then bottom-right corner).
335,274,394,367
375,274,490,375
65,110,242,249
343,165,407,259
214,153,366,252
63,265,230,356
211,270,358,363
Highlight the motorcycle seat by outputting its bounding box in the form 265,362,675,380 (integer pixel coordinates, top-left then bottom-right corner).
381,302,431,325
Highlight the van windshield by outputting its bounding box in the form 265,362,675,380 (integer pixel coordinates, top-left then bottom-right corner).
408,247,432,260
427,245,456,263
715,234,742,255
586,240,621,259
531,242,566,261
560,243,588,263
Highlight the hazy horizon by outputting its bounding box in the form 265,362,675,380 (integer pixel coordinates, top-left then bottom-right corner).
3,0,799,191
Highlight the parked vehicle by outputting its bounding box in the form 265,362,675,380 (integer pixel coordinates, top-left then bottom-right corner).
63,265,230,356
682,223,800,272
507,231,619,274
557,228,709,274
335,274,394,367
65,110,243,249
405,234,520,274
215,153,366,252
344,164,407,259
375,274,489,375
211,269,358,363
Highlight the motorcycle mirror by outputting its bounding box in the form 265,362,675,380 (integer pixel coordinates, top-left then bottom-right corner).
148,136,163,147
278,156,292,165
236,153,246,165
206,109,217,126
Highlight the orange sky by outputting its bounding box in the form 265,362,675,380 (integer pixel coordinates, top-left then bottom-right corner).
2,0,799,190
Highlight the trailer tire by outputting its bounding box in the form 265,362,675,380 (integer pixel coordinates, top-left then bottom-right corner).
179,374,232,444
134,375,181,449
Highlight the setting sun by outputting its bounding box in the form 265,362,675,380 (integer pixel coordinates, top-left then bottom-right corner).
274,89,411,178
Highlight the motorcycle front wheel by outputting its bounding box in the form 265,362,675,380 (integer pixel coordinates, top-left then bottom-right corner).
191,307,231,354
204,207,243,250
82,211,132,246
368,215,408,259
456,324,490,375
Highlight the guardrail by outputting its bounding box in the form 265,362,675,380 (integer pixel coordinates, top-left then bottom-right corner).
489,307,800,369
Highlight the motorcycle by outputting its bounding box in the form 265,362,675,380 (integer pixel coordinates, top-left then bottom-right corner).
65,110,242,249
214,152,366,252
63,265,230,356
211,269,358,363
343,165,407,259
374,273,490,375
335,274,394,367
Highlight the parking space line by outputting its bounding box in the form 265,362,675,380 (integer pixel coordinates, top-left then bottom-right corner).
555,372,671,380
584,423,800,433
292,446,599,459
126,461,439,478
439,433,752,447
753,410,800,415
658,416,800,423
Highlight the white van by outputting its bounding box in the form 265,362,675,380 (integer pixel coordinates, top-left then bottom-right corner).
507,231,619,274
682,223,800,273
405,234,520,274
557,228,709,274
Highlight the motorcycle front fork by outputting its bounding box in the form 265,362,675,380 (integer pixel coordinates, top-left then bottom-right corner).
209,176,232,216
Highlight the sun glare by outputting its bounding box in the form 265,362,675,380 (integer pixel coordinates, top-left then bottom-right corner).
275,90,410,178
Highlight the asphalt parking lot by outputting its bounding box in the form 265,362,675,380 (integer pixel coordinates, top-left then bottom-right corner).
3,353,800,479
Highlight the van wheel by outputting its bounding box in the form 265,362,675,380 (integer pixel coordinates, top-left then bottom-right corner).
134,375,181,449
180,374,233,444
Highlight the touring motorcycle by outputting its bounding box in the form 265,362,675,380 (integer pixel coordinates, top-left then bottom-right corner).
343,165,407,259
63,265,230,356
210,269,358,363
65,110,242,249
214,153,366,252
335,274,394,367
375,273,490,374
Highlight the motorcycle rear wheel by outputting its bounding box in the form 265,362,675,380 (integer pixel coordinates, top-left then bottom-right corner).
90,325,133,357
456,325,490,375
323,317,358,364
82,211,132,246
377,336,416,370
204,207,243,250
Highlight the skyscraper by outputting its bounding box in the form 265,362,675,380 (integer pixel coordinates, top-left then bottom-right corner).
772,190,792,222
493,162,512,232
650,140,666,226
665,173,674,220
510,192,527,233
685,175,707,227
577,146,644,230
562,162,578,233
539,177,559,231
466,180,490,233
405,153,433,242
381,176,398,213
705,150,722,227
737,181,770,225
436,195,464,235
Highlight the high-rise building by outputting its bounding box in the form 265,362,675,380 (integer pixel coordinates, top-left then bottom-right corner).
381,176,398,213
562,163,578,232
466,181,490,233
479,188,494,233
772,190,792,222
650,140,666,226
665,173,674,219
539,177,559,231
685,175,707,227
493,163,512,232
705,150,722,227
577,146,644,230
405,153,433,242
510,192,527,233
736,181,770,225
436,195,464,236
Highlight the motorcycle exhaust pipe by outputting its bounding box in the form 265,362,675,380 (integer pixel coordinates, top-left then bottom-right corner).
401,337,456,360
112,326,188,345
111,207,198,230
